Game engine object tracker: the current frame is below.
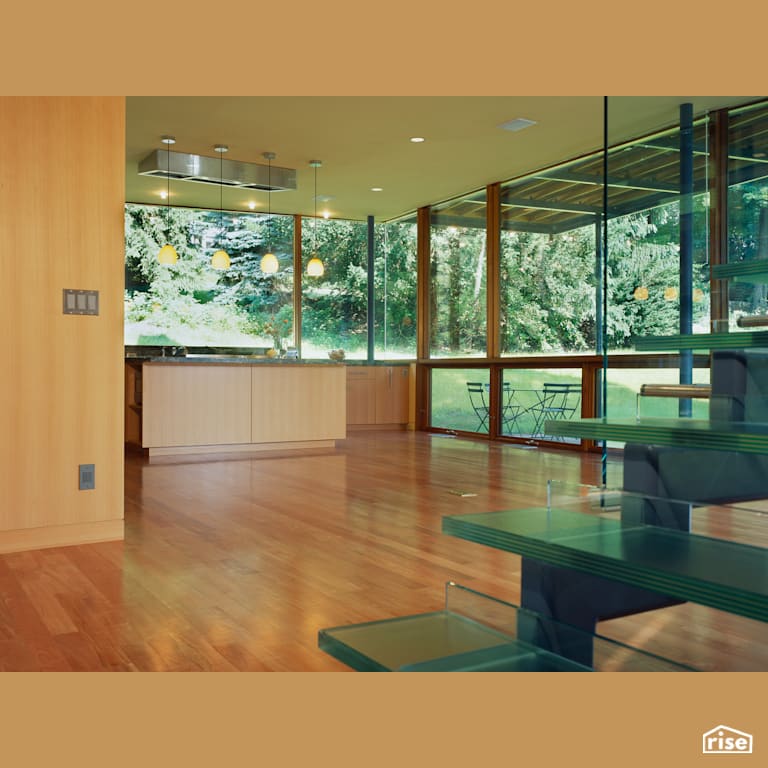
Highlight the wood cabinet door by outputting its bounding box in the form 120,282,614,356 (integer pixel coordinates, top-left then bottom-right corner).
346,367,376,424
375,366,409,424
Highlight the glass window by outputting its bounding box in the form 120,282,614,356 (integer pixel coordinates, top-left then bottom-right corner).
429,192,487,358
498,173,598,354
431,368,490,433
727,102,768,330
301,217,368,359
124,204,294,349
605,115,711,351
500,368,582,443
374,216,417,360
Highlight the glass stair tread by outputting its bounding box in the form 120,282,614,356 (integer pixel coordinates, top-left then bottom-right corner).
545,417,768,455
633,330,768,351
442,508,768,622
319,611,591,671
711,261,768,283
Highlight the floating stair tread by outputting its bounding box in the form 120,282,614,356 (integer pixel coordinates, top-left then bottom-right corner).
712,261,768,282
442,507,768,622
633,330,768,351
545,417,768,455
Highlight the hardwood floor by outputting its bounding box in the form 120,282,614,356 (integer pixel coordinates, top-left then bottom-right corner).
0,432,765,671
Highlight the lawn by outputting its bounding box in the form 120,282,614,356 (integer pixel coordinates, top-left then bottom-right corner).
431,366,710,437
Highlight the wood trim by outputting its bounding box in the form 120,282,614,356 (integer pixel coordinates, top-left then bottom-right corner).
416,353,711,369
148,440,336,457
408,362,417,430
486,183,501,358
709,108,729,333
416,206,431,360
0,519,124,555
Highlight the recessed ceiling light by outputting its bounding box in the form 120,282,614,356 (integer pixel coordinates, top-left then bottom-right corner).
371,187,383,192
498,118,537,132
248,201,257,210
322,210,330,219
159,190,168,200
410,137,425,143
161,135,176,145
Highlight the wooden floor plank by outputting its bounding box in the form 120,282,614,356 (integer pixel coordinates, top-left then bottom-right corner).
0,431,765,670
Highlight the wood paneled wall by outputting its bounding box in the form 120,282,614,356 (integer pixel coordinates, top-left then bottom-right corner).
0,97,125,552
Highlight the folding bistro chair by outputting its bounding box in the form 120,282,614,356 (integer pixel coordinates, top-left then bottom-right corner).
530,382,581,438
500,381,522,435
466,382,490,432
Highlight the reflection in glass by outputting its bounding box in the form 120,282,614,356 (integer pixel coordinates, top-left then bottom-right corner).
374,216,417,360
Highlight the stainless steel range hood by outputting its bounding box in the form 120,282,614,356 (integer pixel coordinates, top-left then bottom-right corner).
138,149,297,191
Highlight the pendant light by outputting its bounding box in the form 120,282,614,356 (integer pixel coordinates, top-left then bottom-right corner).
211,144,231,270
260,151,279,274
306,160,324,277
157,135,178,265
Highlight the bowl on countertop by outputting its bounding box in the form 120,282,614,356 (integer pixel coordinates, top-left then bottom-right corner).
328,349,346,361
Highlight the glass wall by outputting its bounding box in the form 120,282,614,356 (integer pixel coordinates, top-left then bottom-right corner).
727,102,768,329
605,116,711,352
374,216,417,360
301,217,368,359
429,191,487,358
499,167,598,355
124,204,294,348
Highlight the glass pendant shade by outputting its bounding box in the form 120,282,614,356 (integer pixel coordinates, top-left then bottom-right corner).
212,143,230,271
157,135,177,265
307,160,324,277
307,255,324,277
633,286,649,301
260,251,278,273
663,286,678,301
158,243,178,265
211,249,230,270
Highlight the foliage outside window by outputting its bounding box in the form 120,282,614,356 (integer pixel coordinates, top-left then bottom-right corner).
374,217,417,359
429,193,488,358
125,204,293,348
500,225,596,355
301,217,368,359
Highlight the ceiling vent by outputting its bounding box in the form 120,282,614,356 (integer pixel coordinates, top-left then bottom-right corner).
138,149,297,191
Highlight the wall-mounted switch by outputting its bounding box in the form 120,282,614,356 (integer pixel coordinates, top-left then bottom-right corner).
79,464,95,490
63,289,99,315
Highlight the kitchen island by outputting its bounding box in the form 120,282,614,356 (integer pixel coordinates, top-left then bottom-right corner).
125,354,346,457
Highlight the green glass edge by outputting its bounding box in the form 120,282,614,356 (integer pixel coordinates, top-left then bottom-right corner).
442,511,768,623
633,330,768,351
546,417,768,455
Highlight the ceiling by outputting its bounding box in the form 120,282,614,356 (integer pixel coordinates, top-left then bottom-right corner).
126,96,763,222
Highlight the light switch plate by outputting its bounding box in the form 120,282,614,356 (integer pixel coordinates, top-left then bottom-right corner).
63,289,99,315
79,464,95,490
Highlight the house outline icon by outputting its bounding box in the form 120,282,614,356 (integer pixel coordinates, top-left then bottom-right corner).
702,725,753,754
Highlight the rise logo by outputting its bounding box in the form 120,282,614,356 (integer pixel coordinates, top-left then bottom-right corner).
702,725,753,754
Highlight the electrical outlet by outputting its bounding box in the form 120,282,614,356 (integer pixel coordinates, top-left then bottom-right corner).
79,464,95,490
